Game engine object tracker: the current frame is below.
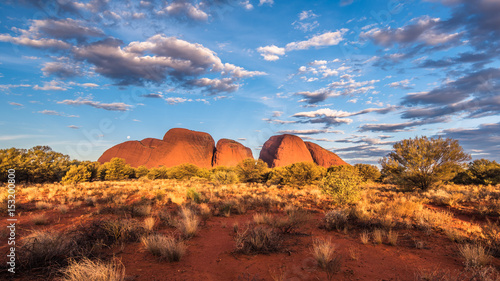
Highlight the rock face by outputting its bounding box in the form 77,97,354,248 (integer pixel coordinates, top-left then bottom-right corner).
213,139,253,167
304,141,348,167
259,134,314,168
98,128,215,168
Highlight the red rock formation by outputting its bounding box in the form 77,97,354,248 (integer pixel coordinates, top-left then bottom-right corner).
304,141,348,167
213,139,253,167
259,134,314,168
98,128,215,168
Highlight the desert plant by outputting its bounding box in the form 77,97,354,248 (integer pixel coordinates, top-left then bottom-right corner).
62,164,92,185
61,258,125,281
323,209,349,231
235,225,282,254
253,213,273,225
320,165,362,204
360,231,370,244
177,207,200,239
101,158,135,181
135,165,149,178
168,163,199,180
381,136,470,190
235,159,269,183
459,244,491,269
312,238,341,280
141,234,186,262
386,230,398,246
31,213,49,225
454,159,500,185
132,204,152,217
372,229,384,245
268,162,326,187
186,187,202,203
355,163,381,182
143,217,156,232
210,169,239,184
19,230,74,269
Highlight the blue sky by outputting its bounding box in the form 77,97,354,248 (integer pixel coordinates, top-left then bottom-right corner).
1,0,499,165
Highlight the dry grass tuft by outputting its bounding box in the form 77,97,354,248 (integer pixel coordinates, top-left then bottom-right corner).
177,207,200,239
61,258,125,281
386,230,398,246
459,244,491,269
31,213,49,225
141,234,186,262
360,231,370,244
235,225,282,254
311,238,341,280
372,229,384,245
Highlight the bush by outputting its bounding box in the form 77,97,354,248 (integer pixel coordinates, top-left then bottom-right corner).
354,164,381,182
19,230,74,269
235,159,269,183
453,159,500,185
320,165,362,204
210,167,239,184
168,163,199,180
62,164,92,185
135,165,149,178
381,136,470,190
186,188,202,203
323,209,349,231
101,158,135,181
268,162,325,187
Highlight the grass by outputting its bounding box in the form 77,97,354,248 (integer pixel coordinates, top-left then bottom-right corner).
61,258,125,281
372,229,384,245
31,213,49,225
141,234,186,262
360,231,370,244
235,224,282,254
459,244,491,269
323,209,349,231
19,230,73,269
311,238,341,280
177,207,200,239
386,230,398,246
143,217,156,232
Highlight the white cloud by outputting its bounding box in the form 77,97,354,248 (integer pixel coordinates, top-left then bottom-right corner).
285,29,348,51
259,0,274,6
256,45,285,61
57,97,133,111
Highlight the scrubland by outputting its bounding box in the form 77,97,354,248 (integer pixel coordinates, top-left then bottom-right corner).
1,179,499,280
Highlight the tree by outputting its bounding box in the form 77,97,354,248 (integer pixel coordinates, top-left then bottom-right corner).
267,162,325,187
102,158,134,181
235,159,269,183
381,136,471,190
454,159,500,185
354,164,381,182
62,164,92,185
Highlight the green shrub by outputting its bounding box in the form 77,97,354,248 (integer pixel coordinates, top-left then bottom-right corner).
380,136,470,190
186,187,202,203
235,159,269,183
135,165,149,178
354,164,381,182
268,162,325,187
62,164,92,185
210,168,239,184
167,164,199,180
146,167,169,180
101,158,135,181
320,165,362,204
453,159,500,185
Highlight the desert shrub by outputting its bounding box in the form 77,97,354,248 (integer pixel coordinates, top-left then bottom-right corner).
0,146,71,183
320,165,362,204
454,159,500,186
18,230,74,269
186,187,202,203
235,158,269,183
141,234,186,262
62,164,92,185
132,204,151,217
273,207,309,234
381,136,470,190
210,168,239,184
100,158,135,181
101,219,145,243
167,163,199,180
61,258,125,281
235,224,282,254
195,168,211,179
354,163,381,182
135,165,149,178
146,167,169,180
459,244,491,269
323,209,349,231
268,162,325,187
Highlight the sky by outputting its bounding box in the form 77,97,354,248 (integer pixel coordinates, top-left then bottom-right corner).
1,0,499,165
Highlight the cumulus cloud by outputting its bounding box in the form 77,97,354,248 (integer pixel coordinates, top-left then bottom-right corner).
257,30,347,61
191,77,240,94
165,97,192,105
33,80,67,91
256,45,285,61
67,125,80,129
259,0,274,6
157,1,208,21
0,34,70,50
57,97,133,111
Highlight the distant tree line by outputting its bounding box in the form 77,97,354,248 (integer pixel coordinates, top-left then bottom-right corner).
1,138,499,192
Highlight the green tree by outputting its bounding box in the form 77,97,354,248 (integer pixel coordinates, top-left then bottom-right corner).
167,164,199,180
102,158,134,181
454,159,500,185
235,159,269,183
381,136,471,190
320,165,362,204
61,164,92,185
354,163,381,182
135,165,149,178
267,162,325,187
